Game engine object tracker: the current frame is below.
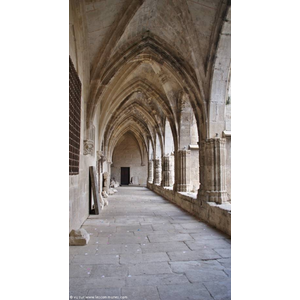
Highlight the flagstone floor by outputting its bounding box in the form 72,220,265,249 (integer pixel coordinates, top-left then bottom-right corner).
69,187,231,300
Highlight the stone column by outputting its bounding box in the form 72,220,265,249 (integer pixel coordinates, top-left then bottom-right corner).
153,159,162,185
162,154,174,187
199,138,227,204
177,149,191,192
107,162,112,191
148,160,154,183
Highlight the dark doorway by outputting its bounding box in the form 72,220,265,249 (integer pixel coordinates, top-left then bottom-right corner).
121,167,130,185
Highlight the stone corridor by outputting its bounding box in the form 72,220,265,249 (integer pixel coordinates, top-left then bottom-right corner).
69,187,231,300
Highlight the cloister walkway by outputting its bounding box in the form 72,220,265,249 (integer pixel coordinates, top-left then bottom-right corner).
70,187,231,300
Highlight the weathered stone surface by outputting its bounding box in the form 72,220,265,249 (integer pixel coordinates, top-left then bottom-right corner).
122,286,160,300
214,248,231,258
167,249,221,261
185,269,228,283
141,241,190,253
91,265,128,278
69,244,98,256
170,260,224,273
72,254,119,265
95,243,141,255
158,284,214,300
126,273,189,286
120,252,170,264
116,225,153,232
70,277,126,289
148,233,193,243
69,228,90,246
185,239,231,250
69,264,94,278
69,187,231,300
217,258,231,269
204,279,231,300
108,236,149,245
86,288,121,298
128,262,172,276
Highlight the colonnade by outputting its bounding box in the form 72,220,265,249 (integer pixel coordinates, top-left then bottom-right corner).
147,137,227,204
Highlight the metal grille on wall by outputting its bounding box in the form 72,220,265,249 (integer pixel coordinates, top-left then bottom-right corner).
69,57,82,175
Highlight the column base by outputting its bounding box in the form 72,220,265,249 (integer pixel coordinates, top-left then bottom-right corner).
199,190,228,204
177,184,190,192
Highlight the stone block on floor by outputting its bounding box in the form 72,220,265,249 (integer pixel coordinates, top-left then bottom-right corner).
69,229,90,246
121,286,160,300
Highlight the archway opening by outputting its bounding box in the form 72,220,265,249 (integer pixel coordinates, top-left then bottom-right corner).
111,132,148,186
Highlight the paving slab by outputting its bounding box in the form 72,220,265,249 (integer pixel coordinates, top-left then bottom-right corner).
69,287,88,298
121,286,160,300
69,187,230,299
191,231,230,240
108,236,150,244
217,258,231,268
170,260,224,273
86,288,121,297
70,277,126,289
167,249,221,261
148,233,193,243
69,244,98,256
158,283,214,300
214,248,231,258
204,279,231,300
185,239,231,250
180,222,211,230
72,253,120,265
91,265,128,278
125,273,189,286
69,264,94,278
96,243,142,255
120,252,170,264
141,241,190,253
128,262,172,276
117,225,153,232
185,269,229,283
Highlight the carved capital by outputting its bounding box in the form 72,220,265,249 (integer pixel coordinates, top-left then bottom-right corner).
97,150,104,160
83,139,94,155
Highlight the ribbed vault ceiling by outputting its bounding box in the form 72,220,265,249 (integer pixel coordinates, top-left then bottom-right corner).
83,0,231,162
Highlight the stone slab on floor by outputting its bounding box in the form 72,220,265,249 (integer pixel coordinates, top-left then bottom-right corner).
214,248,231,258
69,264,95,278
169,260,225,273
69,187,230,300
70,277,126,289
128,262,172,276
121,286,160,300
204,279,231,300
141,241,190,253
185,238,231,250
71,253,120,265
167,249,222,261
120,252,170,264
148,233,193,243
126,273,190,286
91,264,128,278
86,288,121,298
158,283,214,300
185,269,229,283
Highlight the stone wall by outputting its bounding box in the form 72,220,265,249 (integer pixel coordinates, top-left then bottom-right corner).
111,132,148,186
69,0,93,232
148,183,231,236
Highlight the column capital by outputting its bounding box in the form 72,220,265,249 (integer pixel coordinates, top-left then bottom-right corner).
83,139,94,156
